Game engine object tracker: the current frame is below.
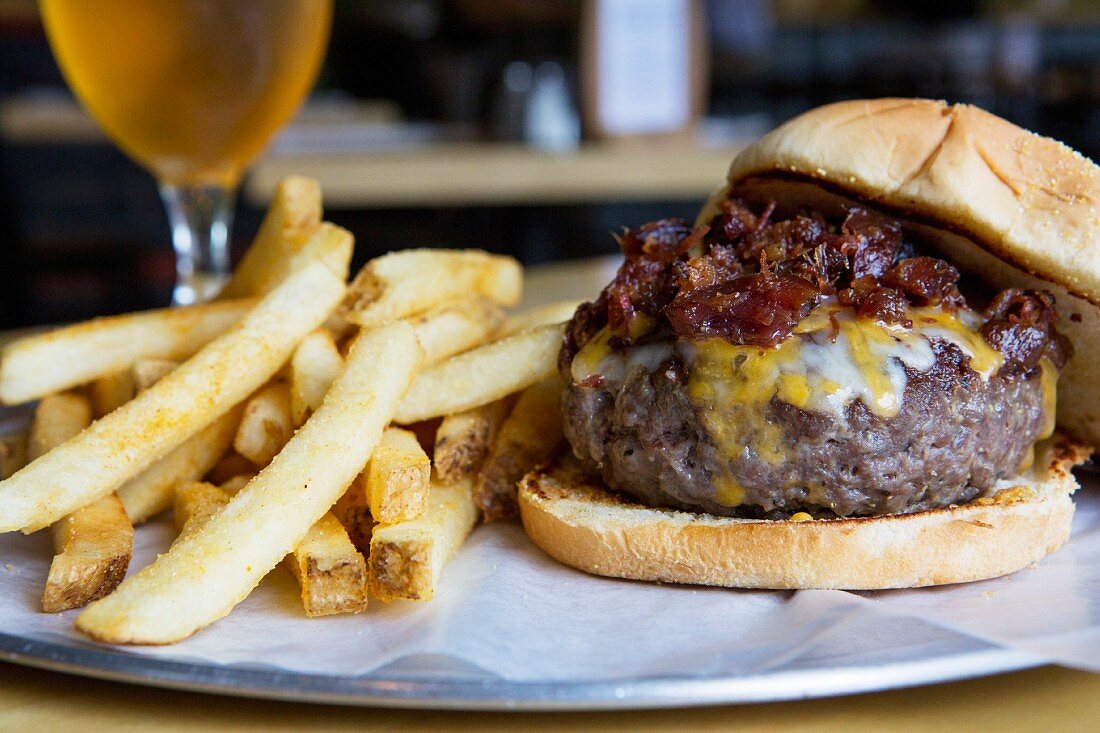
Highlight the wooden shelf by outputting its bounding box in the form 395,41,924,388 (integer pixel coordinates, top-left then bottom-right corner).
245,140,746,209
0,95,748,209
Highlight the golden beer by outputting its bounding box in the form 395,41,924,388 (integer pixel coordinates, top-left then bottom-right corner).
40,0,332,186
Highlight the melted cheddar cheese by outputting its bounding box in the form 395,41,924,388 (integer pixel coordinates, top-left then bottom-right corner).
683,302,1008,504
570,301,1035,509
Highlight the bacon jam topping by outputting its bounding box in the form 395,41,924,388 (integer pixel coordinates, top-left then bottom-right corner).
562,198,1071,377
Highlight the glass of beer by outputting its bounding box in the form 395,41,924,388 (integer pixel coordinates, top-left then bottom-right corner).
40,0,333,304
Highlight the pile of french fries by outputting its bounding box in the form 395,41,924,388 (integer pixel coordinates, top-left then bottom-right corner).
0,176,577,645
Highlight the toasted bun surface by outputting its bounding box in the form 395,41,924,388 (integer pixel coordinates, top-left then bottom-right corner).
532,100,1098,590
699,98,1100,447
519,439,1090,590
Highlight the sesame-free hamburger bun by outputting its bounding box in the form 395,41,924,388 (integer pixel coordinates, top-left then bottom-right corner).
519,99,1098,589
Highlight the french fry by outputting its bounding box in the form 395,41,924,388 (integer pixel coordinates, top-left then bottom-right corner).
234,381,293,466
332,483,374,553
88,371,135,418
343,250,522,328
27,392,93,461
131,359,179,393
218,474,254,495
290,330,344,427
284,512,368,617
205,450,256,486
0,299,252,406
172,481,230,543
407,297,506,366
395,323,564,424
360,427,430,524
475,379,564,521
222,222,353,302
116,405,242,524
433,399,512,484
218,176,322,299
42,493,133,613
498,300,582,338
119,354,228,522
31,392,134,613
0,259,347,534
76,321,421,644
0,433,26,480
292,223,355,284
303,298,503,409
210,474,368,617
321,310,354,343
369,479,478,602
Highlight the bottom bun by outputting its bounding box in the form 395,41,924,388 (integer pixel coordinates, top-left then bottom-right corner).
518,437,1092,590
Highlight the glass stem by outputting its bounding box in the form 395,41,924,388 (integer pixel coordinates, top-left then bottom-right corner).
160,183,234,305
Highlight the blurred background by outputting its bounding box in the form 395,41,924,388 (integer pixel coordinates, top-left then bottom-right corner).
0,0,1097,328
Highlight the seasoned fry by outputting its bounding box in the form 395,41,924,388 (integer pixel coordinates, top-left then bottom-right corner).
205,450,256,486
172,481,230,543
332,483,374,553
0,299,251,405
218,176,322,299
296,223,356,282
131,359,179,393
27,392,93,461
433,399,511,484
284,512,368,617
321,310,354,343
361,427,430,524
223,223,352,304
42,493,133,613
498,300,582,338
369,479,478,602
0,433,26,480
234,381,293,466
407,297,506,366
343,250,522,327
88,371,135,418
116,405,242,524
210,474,368,617
475,379,564,521
290,330,344,427
123,322,229,520
218,474,254,495
76,321,421,644
395,323,564,424
0,260,347,534
32,392,133,613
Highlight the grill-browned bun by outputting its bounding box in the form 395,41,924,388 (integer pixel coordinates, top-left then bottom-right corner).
519,438,1090,589
521,99,1100,589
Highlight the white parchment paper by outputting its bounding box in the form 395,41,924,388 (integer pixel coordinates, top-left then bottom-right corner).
0,479,1097,683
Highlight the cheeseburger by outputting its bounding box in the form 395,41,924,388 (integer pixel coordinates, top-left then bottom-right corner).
519,98,1098,589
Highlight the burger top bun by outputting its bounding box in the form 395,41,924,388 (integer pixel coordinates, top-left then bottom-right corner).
700,98,1100,448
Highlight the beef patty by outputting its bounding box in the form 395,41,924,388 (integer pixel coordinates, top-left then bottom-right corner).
562,339,1051,518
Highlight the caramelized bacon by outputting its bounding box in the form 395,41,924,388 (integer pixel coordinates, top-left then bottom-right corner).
883,257,962,307
562,198,1069,378
837,276,910,327
841,209,903,279
704,199,758,249
673,244,744,293
980,289,1072,372
666,271,818,347
778,242,849,293
620,219,697,262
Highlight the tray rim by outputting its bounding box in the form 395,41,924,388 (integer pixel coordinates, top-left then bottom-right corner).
0,629,1043,711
